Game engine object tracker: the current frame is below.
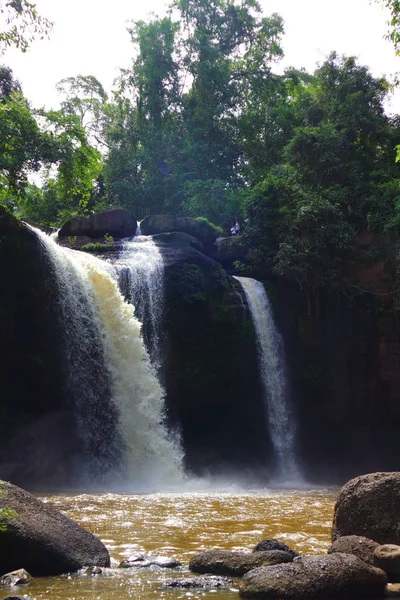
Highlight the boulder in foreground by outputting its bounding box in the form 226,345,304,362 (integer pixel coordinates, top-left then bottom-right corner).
328,535,380,566
239,553,387,599
189,550,293,577
332,472,400,544
0,481,110,575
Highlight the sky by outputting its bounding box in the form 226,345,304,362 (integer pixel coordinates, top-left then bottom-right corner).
1,0,400,112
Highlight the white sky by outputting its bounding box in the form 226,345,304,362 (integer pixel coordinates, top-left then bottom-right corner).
2,0,400,112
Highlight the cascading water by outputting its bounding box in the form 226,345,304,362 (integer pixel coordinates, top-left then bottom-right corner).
117,235,164,371
234,276,300,481
33,228,183,489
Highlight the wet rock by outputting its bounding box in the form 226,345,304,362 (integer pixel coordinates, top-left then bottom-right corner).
332,472,400,544
0,480,110,576
163,576,233,589
118,553,181,569
374,545,400,582
141,214,176,235
239,553,387,599
328,535,379,566
387,583,400,597
189,550,293,577
0,569,31,586
252,539,299,559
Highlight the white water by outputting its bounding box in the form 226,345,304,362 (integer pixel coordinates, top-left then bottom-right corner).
117,236,164,371
234,276,300,482
33,228,183,489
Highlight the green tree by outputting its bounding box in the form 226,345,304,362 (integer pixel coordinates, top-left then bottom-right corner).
0,0,52,53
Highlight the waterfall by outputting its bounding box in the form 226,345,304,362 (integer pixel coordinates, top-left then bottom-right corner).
234,276,300,481
117,236,164,371
32,228,183,489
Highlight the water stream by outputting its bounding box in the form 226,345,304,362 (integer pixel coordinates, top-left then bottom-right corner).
234,277,300,482
7,487,336,600
34,229,183,489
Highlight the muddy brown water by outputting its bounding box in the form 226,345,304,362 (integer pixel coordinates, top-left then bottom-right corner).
0,487,337,600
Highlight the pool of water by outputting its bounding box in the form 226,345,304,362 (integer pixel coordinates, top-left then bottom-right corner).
0,486,337,600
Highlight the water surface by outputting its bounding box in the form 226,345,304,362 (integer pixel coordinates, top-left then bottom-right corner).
1,487,337,600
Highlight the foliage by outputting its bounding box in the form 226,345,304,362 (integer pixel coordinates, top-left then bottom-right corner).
0,0,52,54
81,241,115,252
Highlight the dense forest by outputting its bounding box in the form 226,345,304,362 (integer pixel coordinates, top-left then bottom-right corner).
2,0,400,306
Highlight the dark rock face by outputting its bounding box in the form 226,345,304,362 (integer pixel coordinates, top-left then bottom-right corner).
163,576,232,589
159,242,270,475
332,472,400,544
374,545,400,582
328,535,379,566
189,550,293,577
252,539,299,559
0,208,79,486
0,481,110,576
274,278,400,483
239,553,387,599
58,209,137,239
152,231,203,252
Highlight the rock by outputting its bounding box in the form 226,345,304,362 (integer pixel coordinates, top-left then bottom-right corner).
0,481,110,576
140,214,221,247
253,539,299,559
90,209,137,239
163,576,233,589
21,218,56,235
152,231,203,252
387,583,400,597
328,535,380,566
211,236,249,263
83,566,103,575
189,550,293,577
58,216,92,238
161,244,268,475
140,214,176,235
118,553,181,569
0,569,31,586
2,597,34,600
374,545,400,582
239,553,387,599
332,472,400,544
58,209,137,240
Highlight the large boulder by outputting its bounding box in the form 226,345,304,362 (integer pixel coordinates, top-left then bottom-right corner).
90,209,137,239
140,214,176,235
58,215,92,238
328,535,380,566
211,236,249,264
163,576,232,589
58,209,137,240
189,550,293,577
239,553,387,599
140,214,221,247
152,231,203,252
0,481,110,575
332,472,400,544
